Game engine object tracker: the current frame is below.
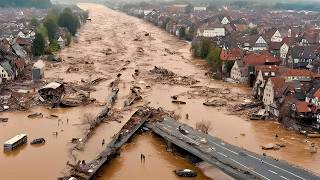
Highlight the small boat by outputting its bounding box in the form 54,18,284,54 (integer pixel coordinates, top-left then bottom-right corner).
174,169,197,177
30,138,46,145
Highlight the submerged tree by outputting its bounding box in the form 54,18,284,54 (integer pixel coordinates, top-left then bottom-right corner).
32,33,45,56
58,8,80,36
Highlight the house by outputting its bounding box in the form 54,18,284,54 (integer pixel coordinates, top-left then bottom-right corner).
270,29,283,42
263,77,286,116
230,60,248,83
196,23,225,37
193,7,206,12
220,47,242,61
283,68,313,82
252,36,268,51
220,16,230,25
252,65,279,99
290,101,313,120
244,53,280,67
0,60,14,84
57,36,65,49
280,43,289,61
287,46,319,68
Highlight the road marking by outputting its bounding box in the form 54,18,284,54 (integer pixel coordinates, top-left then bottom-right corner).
247,155,306,180
229,158,270,180
208,140,239,155
217,151,228,157
268,170,277,174
280,175,290,180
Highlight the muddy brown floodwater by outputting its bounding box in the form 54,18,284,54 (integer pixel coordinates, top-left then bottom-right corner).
1,3,320,179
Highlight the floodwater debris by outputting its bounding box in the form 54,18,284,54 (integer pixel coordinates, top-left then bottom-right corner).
172,100,186,105
124,86,142,107
0,118,8,122
203,100,226,107
27,113,43,119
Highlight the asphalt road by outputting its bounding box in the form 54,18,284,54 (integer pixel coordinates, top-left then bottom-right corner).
154,117,320,180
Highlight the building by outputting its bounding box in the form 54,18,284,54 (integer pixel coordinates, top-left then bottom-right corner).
263,77,286,116
32,60,45,80
230,60,248,83
57,36,65,49
196,23,225,37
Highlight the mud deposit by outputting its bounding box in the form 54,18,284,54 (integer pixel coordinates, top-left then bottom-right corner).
1,3,320,179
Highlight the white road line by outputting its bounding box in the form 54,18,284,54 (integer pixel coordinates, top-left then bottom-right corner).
280,175,290,180
247,155,306,180
217,151,228,157
229,158,270,180
208,140,239,155
268,170,278,174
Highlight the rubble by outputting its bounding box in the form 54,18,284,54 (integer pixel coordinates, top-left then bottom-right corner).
149,66,199,86
73,76,120,151
124,86,142,106
307,133,320,138
164,48,175,55
38,82,65,105
137,47,144,53
66,67,79,73
104,48,113,55
91,77,107,85
203,100,227,107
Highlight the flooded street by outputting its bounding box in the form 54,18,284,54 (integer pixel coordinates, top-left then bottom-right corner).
1,3,320,179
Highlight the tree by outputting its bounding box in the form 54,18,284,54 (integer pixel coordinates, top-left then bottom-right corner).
48,39,60,53
200,39,211,58
207,48,222,73
44,15,58,41
36,24,48,38
179,27,186,39
30,16,39,27
58,8,80,36
32,33,45,56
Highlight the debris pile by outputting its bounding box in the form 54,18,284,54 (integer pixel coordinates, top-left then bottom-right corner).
73,76,120,151
149,66,199,86
66,66,79,73
203,100,227,107
38,82,65,105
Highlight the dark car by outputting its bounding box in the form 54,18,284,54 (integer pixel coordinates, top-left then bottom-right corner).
30,138,46,145
174,169,197,177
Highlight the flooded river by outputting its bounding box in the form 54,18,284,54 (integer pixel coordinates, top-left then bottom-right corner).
1,3,320,179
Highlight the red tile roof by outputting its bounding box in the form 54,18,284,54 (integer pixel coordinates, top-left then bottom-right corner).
285,69,313,77
296,101,311,113
314,89,320,98
244,53,280,66
255,65,279,73
270,76,285,91
220,48,242,61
